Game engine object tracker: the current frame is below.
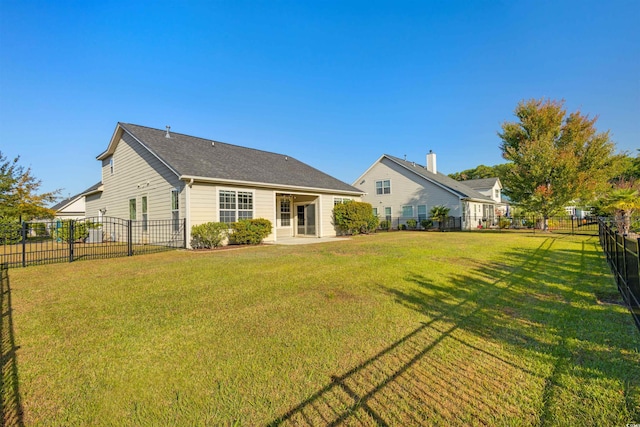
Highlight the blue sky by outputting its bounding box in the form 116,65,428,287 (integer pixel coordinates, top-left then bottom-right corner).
1,1,638,200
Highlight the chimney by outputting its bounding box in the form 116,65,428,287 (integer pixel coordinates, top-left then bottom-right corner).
426,150,437,174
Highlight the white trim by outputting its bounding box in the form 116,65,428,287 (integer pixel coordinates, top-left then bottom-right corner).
181,175,363,196
98,123,181,178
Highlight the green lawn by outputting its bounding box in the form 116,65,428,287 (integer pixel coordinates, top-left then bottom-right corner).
2,232,639,425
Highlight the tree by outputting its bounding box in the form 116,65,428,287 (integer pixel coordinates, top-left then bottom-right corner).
449,163,514,193
0,151,59,221
498,98,617,231
429,205,450,231
600,179,640,236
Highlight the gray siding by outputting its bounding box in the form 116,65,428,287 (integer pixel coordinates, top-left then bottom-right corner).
356,158,462,218
85,132,185,220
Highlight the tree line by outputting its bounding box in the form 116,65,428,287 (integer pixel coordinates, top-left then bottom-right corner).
449,98,640,234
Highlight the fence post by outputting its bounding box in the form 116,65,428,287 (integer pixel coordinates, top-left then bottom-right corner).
571,216,575,235
69,220,75,263
127,220,133,256
21,222,27,268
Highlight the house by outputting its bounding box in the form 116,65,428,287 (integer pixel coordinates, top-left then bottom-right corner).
51,182,102,220
84,123,363,245
353,151,500,230
459,177,508,216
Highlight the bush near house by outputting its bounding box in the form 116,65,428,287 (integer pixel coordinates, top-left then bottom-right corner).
333,201,378,235
230,218,272,245
420,219,433,229
406,219,417,229
53,220,100,243
191,222,229,249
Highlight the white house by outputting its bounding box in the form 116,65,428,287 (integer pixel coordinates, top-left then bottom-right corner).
84,123,363,245
353,152,500,230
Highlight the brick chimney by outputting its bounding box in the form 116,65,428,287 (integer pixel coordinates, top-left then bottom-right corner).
426,150,437,174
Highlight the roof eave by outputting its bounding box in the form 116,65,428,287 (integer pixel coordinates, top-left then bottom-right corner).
180,175,364,196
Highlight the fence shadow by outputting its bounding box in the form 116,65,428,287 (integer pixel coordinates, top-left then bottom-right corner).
1,264,24,426
269,236,640,425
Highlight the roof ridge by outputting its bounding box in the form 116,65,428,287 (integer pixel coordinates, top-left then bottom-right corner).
120,123,297,160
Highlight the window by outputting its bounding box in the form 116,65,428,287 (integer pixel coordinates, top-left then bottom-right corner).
141,196,148,232
129,198,136,220
372,207,378,217
219,190,253,223
494,189,500,199
384,207,392,221
375,180,391,195
171,189,180,232
417,205,427,221
402,205,414,218
334,197,352,205
280,199,291,226
109,158,114,175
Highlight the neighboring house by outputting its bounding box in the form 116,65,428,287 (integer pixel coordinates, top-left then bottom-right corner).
51,182,102,220
353,152,500,230
84,123,363,245
460,177,508,216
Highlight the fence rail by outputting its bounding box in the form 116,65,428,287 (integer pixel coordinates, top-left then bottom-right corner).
378,215,599,234
598,218,640,331
0,217,186,268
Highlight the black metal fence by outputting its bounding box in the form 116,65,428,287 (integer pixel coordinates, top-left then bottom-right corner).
377,215,598,234
377,216,462,232
598,218,640,331
0,217,186,268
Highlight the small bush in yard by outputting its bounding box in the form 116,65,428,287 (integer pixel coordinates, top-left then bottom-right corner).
230,218,272,245
421,219,433,229
333,201,378,235
191,222,229,248
379,220,391,231
406,219,417,229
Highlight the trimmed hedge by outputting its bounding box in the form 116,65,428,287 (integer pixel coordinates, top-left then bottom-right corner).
191,222,229,249
333,201,378,235
230,218,272,245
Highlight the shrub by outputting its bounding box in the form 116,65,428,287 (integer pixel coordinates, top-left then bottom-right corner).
230,218,272,245
0,220,22,244
191,222,229,249
399,224,407,230
406,219,417,229
420,219,433,229
53,220,100,243
499,217,511,229
379,220,391,231
333,202,378,235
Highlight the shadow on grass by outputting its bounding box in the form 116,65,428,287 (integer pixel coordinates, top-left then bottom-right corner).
269,236,640,426
1,263,24,427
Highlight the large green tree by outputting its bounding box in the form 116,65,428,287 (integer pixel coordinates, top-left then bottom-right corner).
0,151,59,221
498,98,617,231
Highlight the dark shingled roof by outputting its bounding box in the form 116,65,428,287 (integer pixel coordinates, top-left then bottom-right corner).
51,182,102,210
461,177,500,190
118,123,361,194
383,155,494,202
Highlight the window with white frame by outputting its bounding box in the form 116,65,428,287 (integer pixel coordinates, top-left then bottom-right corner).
375,180,391,195
402,205,414,218
142,196,148,232
417,205,427,221
280,199,291,226
109,158,114,175
334,197,352,205
129,198,136,220
171,189,179,231
219,190,253,223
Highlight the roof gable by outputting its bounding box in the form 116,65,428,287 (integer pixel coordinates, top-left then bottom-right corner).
100,123,361,194
462,177,502,191
381,155,494,202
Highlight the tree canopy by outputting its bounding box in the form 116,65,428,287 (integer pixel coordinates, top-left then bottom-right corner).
498,98,618,229
0,151,59,221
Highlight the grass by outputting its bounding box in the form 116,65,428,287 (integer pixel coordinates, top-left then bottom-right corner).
2,232,639,425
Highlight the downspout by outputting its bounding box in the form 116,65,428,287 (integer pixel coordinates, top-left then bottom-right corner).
185,178,194,248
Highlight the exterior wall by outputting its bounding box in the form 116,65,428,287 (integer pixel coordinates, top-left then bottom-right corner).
55,197,86,219
356,158,462,220
85,132,185,221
